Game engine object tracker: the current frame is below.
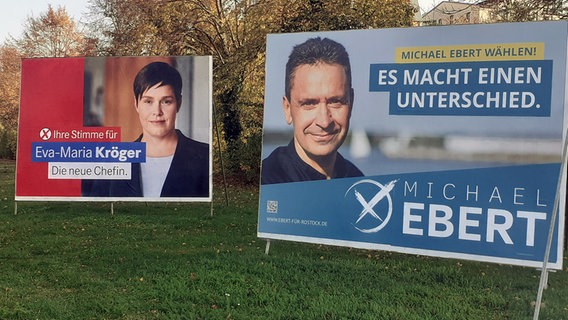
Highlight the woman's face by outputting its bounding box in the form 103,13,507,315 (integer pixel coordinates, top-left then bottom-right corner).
135,83,179,140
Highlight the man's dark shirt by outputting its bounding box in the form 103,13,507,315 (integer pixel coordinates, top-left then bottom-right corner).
261,140,363,184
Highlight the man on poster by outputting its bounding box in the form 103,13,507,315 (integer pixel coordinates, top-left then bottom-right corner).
261,37,363,184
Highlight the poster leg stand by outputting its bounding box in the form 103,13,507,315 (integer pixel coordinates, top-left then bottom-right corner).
540,269,556,290
534,268,556,290
532,129,568,320
265,239,271,255
213,105,229,207
111,202,114,215
14,201,17,215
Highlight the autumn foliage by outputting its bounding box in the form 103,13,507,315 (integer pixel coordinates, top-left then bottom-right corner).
0,0,416,182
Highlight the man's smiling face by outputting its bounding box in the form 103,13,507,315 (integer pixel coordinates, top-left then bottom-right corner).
283,62,353,164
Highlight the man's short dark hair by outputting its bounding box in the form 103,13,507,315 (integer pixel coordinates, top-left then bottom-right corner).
284,37,352,100
133,61,182,104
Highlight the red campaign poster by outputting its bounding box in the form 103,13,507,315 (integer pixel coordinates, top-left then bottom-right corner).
16,56,213,202
17,58,85,197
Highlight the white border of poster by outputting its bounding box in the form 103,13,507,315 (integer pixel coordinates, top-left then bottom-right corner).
258,22,567,269
16,56,213,202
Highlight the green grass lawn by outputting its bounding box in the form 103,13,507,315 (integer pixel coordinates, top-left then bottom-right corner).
0,160,566,319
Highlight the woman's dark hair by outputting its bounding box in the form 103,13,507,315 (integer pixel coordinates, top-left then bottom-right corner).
133,61,182,104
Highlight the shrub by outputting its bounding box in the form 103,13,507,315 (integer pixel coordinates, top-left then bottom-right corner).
0,126,16,160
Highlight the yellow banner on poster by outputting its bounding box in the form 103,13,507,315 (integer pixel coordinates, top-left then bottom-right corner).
395,43,544,63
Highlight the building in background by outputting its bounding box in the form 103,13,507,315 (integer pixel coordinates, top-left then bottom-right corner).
420,0,564,26
421,0,485,25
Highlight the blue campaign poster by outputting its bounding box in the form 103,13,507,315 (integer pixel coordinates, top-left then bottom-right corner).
258,21,567,269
